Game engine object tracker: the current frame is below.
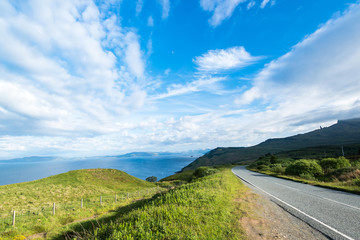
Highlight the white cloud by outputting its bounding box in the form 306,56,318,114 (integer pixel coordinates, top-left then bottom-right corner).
260,0,270,8
0,0,359,159
147,16,154,26
193,46,261,72
247,1,256,10
125,32,145,78
158,0,170,19
200,0,276,26
200,0,246,27
136,0,143,15
237,2,360,126
0,0,148,138
153,76,226,100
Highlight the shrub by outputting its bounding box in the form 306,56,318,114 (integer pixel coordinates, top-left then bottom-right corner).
319,157,351,173
351,160,360,168
332,167,360,181
353,178,360,187
270,164,285,174
193,167,218,178
257,164,270,171
299,173,316,180
285,159,323,177
270,155,278,164
146,176,158,182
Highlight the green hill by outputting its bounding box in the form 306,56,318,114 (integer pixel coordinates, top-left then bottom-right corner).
0,169,154,210
56,167,249,240
0,169,156,238
182,118,360,170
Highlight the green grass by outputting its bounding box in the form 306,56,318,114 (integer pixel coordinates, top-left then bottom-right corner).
0,169,156,239
160,169,195,182
57,167,249,240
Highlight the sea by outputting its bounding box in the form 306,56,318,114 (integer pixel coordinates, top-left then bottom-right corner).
0,154,196,186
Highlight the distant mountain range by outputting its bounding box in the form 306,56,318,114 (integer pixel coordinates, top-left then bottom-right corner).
115,149,208,158
0,149,208,162
182,118,360,171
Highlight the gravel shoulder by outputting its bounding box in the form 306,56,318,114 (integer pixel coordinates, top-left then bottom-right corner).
240,184,329,240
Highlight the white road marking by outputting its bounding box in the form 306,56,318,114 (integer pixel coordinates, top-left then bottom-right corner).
232,168,355,240
270,181,360,212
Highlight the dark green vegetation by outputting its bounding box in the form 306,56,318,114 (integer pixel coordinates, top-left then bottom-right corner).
0,169,156,239
183,118,360,170
55,167,249,240
145,176,157,182
248,154,360,193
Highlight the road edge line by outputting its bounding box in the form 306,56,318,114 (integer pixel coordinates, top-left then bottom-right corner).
232,167,354,240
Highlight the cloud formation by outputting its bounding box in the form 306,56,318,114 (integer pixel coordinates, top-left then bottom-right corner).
158,0,170,19
193,46,261,72
238,2,360,126
0,0,147,137
200,0,246,27
200,0,276,26
0,0,359,159
260,0,270,8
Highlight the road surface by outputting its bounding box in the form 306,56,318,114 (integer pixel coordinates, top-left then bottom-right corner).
232,166,360,240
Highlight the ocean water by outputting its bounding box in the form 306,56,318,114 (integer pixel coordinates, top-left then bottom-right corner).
0,155,195,186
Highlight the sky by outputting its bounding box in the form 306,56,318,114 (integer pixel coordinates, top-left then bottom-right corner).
0,0,360,159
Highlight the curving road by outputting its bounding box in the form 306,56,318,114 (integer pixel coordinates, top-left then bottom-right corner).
232,166,360,240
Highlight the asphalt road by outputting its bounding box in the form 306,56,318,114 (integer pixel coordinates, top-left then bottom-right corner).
232,166,360,240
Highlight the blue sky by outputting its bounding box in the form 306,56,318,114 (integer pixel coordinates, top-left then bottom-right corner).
0,0,360,159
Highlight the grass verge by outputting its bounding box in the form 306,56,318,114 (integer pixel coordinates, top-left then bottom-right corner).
57,167,250,240
248,168,360,195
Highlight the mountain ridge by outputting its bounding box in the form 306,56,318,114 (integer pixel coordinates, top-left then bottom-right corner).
182,118,360,171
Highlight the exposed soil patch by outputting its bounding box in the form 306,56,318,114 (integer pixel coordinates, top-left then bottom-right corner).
26,232,46,240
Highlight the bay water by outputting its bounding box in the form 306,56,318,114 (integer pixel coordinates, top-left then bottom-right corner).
0,155,195,186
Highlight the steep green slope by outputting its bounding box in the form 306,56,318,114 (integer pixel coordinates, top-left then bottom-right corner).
58,168,249,240
183,118,360,170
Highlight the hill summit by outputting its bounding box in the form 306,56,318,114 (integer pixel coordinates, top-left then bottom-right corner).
182,118,360,170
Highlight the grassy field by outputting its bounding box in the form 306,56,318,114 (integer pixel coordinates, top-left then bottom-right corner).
55,167,251,240
0,169,157,239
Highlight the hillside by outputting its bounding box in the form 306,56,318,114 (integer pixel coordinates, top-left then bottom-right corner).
56,167,249,240
182,118,360,170
0,168,154,211
0,169,156,238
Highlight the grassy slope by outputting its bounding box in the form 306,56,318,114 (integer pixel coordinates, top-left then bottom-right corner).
183,118,360,170
59,168,250,240
0,169,155,238
0,169,153,211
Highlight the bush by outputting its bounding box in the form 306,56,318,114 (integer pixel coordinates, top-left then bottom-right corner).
351,160,360,168
146,176,158,182
353,178,360,187
270,155,278,164
285,159,323,177
270,164,285,174
319,157,351,173
332,167,360,181
193,167,218,178
257,164,270,171
299,173,316,180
